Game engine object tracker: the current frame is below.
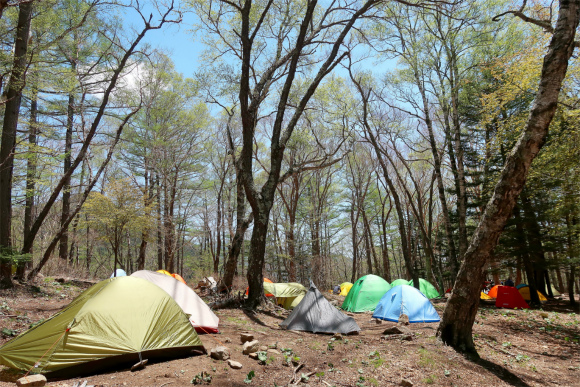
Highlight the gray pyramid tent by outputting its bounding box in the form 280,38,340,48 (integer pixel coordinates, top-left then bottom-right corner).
280,282,360,334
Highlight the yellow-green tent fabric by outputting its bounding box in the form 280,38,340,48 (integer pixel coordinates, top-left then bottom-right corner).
518,286,548,302
339,282,353,296
0,277,204,377
263,282,307,309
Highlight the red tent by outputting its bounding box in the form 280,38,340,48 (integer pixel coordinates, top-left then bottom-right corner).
495,286,529,309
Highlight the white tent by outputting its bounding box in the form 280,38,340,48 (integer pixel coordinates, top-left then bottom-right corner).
131,270,219,333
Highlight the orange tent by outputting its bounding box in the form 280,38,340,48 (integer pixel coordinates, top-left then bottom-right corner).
172,273,187,284
246,277,274,297
488,285,500,298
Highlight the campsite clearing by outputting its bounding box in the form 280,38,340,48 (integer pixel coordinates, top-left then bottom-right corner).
0,280,579,387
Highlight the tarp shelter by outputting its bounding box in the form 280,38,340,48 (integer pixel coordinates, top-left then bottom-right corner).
488,285,500,298
131,270,219,333
407,278,440,299
390,279,409,288
518,286,547,302
109,269,126,278
339,282,353,296
263,282,307,309
342,274,391,313
0,277,204,378
372,285,440,323
280,282,360,334
495,286,529,309
171,273,187,284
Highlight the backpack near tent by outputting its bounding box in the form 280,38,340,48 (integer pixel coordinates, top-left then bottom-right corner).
263,282,307,309
372,285,440,323
131,270,219,333
495,286,529,309
339,282,353,296
390,278,409,288
280,282,360,334
341,274,391,312
518,285,547,302
0,277,204,378
407,278,440,299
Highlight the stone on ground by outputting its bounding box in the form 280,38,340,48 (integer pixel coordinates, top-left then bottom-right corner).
16,375,47,387
227,359,243,369
398,314,410,325
384,325,412,335
400,378,414,387
243,340,260,355
248,353,259,359
210,346,230,361
240,332,254,344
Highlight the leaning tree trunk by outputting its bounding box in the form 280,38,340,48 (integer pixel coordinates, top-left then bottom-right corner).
437,0,580,353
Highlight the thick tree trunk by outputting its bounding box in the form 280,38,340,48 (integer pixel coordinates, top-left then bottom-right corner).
0,0,33,288
437,0,580,353
221,172,252,291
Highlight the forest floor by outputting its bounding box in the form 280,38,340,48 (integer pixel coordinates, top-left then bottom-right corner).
0,278,579,387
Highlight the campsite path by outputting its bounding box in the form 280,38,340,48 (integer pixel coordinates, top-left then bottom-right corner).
0,281,578,386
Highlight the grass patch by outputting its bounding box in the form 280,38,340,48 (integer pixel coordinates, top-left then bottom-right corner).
225,316,249,325
418,348,435,368
423,375,437,384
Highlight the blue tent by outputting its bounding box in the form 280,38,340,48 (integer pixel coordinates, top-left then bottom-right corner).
372,285,440,323
110,269,127,278
516,283,527,289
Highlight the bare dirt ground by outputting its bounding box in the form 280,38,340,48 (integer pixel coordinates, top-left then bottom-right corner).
0,279,579,387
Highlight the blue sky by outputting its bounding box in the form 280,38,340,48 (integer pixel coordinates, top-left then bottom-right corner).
125,8,202,78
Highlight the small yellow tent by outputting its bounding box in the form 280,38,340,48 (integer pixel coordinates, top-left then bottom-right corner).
157,270,171,276
263,282,307,309
340,282,353,296
518,286,547,302
480,292,493,300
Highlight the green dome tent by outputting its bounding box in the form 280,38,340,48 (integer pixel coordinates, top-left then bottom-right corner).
341,274,391,312
263,282,307,309
390,279,409,288
407,278,440,299
0,277,204,378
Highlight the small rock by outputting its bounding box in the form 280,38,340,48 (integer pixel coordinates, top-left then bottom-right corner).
224,337,232,343
400,378,413,387
383,326,412,335
568,366,576,370
248,352,259,359
539,312,549,319
259,345,268,352
267,348,280,355
16,375,47,387
227,360,243,369
210,346,230,361
330,300,339,306
332,333,343,341
243,340,260,355
240,332,254,344
375,319,383,324
398,314,410,325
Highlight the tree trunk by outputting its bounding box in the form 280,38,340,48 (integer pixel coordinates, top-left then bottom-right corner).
437,0,580,353
60,84,75,264
0,0,33,288
16,85,38,280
